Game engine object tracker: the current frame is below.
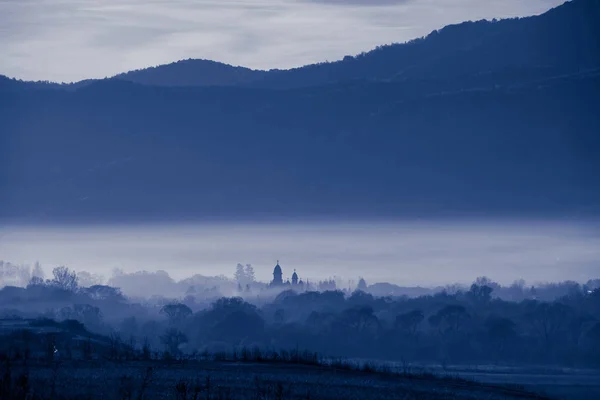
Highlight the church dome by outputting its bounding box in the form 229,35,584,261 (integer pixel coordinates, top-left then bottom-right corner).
271,260,284,286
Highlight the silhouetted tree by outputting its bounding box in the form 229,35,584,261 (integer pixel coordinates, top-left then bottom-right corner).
245,264,255,283
160,303,193,326
582,322,600,363
468,283,493,304
234,264,245,283
485,316,516,360
340,306,379,335
528,302,571,352
51,266,78,292
32,261,45,280
429,305,469,336
27,276,45,287
86,285,125,301
161,328,188,356
395,309,424,341
58,304,103,331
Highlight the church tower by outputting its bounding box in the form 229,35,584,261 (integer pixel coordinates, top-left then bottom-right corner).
272,260,283,286
292,269,298,285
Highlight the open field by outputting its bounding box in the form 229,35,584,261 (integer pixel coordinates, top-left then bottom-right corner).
454,370,600,400
1,360,552,400
338,360,600,400
401,365,600,400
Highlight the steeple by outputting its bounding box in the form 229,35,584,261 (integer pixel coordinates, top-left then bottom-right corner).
272,260,283,286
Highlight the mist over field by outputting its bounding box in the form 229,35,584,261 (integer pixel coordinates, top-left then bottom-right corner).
2,219,599,288
2,219,600,400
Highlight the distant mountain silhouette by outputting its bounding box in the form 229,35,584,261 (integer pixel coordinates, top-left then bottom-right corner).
248,0,600,89
0,75,94,92
113,59,268,87
94,0,599,89
1,0,599,222
2,0,598,91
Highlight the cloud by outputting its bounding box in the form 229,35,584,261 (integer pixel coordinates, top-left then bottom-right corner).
0,0,566,82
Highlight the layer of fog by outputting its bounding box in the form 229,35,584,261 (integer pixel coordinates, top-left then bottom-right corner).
1,219,599,288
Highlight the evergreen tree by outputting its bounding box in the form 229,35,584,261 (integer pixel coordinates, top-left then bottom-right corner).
32,261,45,279
234,263,245,283
245,264,255,282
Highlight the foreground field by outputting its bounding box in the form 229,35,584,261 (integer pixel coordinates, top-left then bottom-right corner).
395,364,600,400
2,360,551,400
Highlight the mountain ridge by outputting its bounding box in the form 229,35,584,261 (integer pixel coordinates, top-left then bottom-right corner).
1,0,599,223
2,0,598,90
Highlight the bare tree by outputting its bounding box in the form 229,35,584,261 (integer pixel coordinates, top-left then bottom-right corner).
429,305,469,337
51,266,78,292
395,310,424,342
160,328,188,356
160,303,193,326
528,302,571,352
485,316,516,361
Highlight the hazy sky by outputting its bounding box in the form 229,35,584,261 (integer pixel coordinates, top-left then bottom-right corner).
1,220,598,287
1,0,564,82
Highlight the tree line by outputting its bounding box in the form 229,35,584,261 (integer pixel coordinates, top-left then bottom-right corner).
1,266,599,367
